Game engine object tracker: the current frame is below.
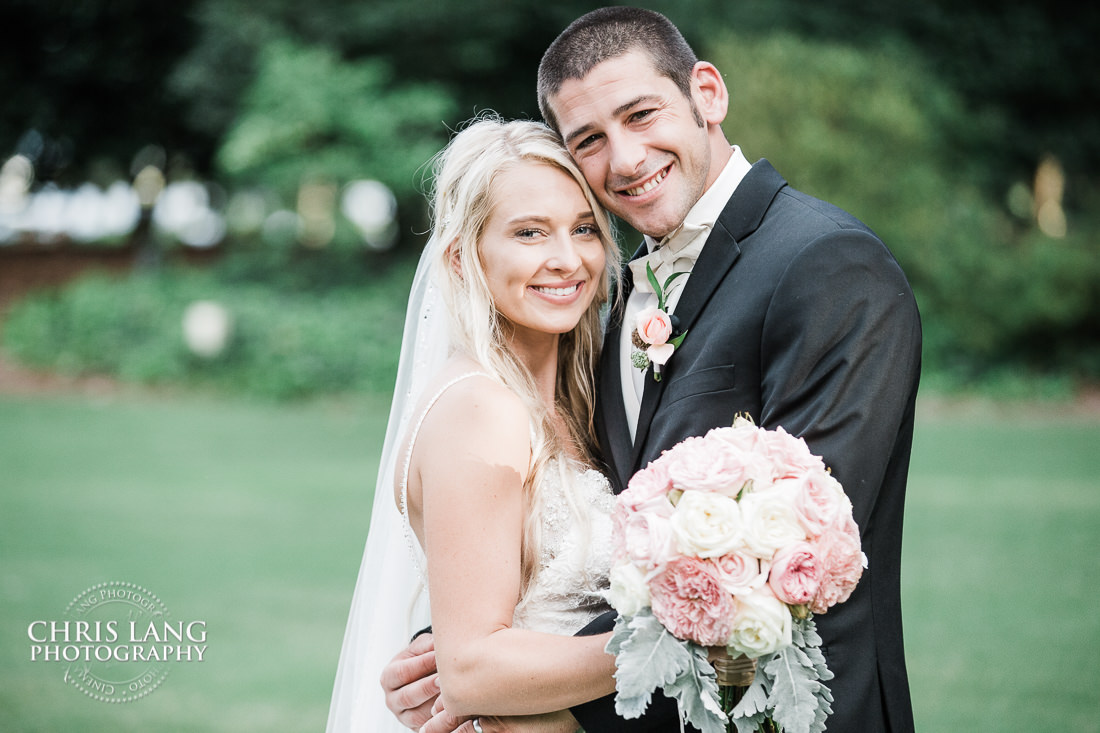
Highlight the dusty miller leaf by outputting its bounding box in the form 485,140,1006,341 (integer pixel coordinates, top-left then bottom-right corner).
765,643,827,733
661,644,726,733
608,612,727,732
609,611,695,719
793,616,833,681
731,670,771,733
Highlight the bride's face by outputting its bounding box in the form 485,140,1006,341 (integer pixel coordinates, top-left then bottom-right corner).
478,162,606,343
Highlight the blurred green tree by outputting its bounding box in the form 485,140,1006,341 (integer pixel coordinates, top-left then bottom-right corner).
216,38,454,214
0,0,205,183
711,0,1099,200
708,31,1100,379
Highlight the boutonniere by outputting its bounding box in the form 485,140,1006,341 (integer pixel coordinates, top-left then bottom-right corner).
630,263,688,382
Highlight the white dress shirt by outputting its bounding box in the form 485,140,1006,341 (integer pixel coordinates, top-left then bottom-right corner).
619,147,753,441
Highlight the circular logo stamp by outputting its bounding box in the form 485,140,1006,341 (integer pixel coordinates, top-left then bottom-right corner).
29,581,208,703
62,581,172,703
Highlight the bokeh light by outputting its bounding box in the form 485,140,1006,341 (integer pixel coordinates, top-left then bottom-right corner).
341,179,398,251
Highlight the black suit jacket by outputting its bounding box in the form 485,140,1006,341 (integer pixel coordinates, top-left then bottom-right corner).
573,160,920,732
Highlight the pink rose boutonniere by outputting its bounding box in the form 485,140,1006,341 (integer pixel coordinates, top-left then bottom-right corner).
631,262,688,381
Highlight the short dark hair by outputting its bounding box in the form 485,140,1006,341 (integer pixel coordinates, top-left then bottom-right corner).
537,7,699,132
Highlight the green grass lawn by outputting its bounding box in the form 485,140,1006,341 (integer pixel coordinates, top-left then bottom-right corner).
902,404,1100,731
0,391,386,732
1,391,1097,731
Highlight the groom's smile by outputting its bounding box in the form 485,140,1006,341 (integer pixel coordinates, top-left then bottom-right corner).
549,49,716,239
618,164,671,199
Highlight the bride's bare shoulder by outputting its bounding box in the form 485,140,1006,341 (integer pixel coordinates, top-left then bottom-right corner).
416,357,529,455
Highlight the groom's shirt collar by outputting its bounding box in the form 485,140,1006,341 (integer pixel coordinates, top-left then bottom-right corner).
641,145,753,255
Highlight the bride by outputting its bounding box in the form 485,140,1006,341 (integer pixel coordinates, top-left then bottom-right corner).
327,115,623,732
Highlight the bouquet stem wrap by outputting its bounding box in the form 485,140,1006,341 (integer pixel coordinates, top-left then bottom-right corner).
712,651,756,687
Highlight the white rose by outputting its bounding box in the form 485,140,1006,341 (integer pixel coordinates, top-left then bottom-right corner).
726,586,793,658
738,488,807,559
670,491,743,558
605,562,651,617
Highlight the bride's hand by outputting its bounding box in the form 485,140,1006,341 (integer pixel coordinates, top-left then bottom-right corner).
380,631,440,729
421,698,579,733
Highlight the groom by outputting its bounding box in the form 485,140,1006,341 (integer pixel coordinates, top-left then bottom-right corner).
386,7,921,732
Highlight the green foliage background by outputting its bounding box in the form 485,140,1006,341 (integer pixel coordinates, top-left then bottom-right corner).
1,0,1098,395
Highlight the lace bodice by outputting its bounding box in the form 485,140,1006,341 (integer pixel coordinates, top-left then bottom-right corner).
511,461,615,635
399,373,615,637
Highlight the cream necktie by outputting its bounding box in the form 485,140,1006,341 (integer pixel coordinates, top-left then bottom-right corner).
628,222,710,299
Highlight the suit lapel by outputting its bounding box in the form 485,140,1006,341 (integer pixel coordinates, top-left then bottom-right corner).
627,160,788,474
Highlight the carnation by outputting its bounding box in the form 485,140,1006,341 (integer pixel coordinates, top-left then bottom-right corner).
650,557,734,646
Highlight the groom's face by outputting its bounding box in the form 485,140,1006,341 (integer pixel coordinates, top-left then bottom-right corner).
549,50,713,240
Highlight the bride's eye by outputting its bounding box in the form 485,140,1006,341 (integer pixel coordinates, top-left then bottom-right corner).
516,228,543,240
574,224,599,237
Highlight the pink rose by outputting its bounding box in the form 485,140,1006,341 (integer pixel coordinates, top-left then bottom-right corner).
710,551,768,596
613,504,678,571
757,426,826,479
622,462,674,512
809,524,866,614
706,421,764,454
650,557,734,646
661,435,754,497
767,541,823,605
779,471,850,537
635,306,673,345
702,427,778,491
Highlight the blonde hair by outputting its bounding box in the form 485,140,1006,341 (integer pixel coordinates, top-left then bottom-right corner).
426,113,619,601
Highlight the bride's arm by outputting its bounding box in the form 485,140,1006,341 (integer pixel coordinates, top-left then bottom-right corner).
410,378,616,719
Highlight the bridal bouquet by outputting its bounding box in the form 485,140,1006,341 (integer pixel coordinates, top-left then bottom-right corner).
604,416,866,733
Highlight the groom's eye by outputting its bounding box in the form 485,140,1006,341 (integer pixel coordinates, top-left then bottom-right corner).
574,133,601,152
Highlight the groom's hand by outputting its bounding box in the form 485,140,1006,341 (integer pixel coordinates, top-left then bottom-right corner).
381,631,440,729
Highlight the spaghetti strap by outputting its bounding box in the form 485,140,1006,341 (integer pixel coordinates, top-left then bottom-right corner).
398,371,494,580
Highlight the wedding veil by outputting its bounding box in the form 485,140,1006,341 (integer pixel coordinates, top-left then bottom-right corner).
326,238,448,732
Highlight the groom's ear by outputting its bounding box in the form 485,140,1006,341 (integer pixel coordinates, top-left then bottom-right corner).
691,61,729,127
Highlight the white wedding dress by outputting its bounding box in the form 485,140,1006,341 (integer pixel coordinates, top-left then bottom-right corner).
398,372,616,637
326,243,615,732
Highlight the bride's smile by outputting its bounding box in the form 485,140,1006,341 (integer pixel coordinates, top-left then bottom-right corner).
478,161,606,345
